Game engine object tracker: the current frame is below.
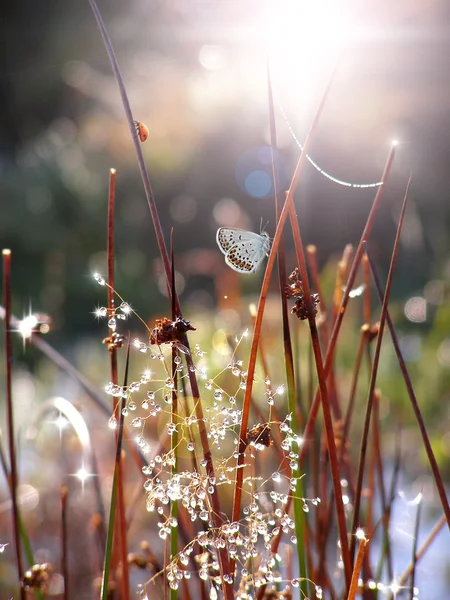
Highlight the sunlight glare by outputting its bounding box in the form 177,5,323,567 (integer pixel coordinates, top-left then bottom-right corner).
263,0,355,87
18,314,38,339
76,467,91,483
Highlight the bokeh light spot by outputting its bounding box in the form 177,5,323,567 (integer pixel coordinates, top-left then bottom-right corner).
404,296,427,323
212,198,242,227
235,146,288,199
244,170,272,198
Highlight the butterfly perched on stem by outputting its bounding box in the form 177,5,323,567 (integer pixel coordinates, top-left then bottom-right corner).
216,228,271,274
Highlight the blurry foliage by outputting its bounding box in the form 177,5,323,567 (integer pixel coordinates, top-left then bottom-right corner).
2,0,450,353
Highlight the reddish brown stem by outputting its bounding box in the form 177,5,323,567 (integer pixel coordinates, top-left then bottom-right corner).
287,201,352,590
231,60,340,571
61,485,69,600
88,3,232,590
367,249,450,531
2,249,25,599
106,168,130,600
258,143,396,584
350,176,411,562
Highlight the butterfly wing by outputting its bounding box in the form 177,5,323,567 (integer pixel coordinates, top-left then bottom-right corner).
216,228,241,255
223,231,271,274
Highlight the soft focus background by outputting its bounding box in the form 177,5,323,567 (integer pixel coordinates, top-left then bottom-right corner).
1,0,450,596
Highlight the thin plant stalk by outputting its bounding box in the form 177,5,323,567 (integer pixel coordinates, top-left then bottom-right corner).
258,143,397,595
2,249,25,600
409,492,423,600
106,167,130,599
297,144,396,468
170,240,178,600
101,343,131,600
372,391,393,583
267,61,308,596
297,143,395,465
288,198,352,588
350,176,411,561
396,514,446,588
231,58,340,571
346,535,368,600
0,432,42,600
363,254,371,326
367,250,450,530
376,429,401,582
61,486,69,600
87,4,231,590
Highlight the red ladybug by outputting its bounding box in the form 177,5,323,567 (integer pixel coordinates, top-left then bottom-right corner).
134,120,149,143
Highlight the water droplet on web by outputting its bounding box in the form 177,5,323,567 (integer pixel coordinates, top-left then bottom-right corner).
131,417,142,428
214,390,223,401
165,378,175,389
108,416,117,430
94,273,106,286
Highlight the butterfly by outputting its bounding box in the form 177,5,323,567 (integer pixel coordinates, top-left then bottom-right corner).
216,228,271,274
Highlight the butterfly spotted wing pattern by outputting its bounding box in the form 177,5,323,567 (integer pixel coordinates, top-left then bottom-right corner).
216,228,271,274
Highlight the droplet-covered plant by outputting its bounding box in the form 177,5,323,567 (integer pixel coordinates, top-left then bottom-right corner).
94,274,322,598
